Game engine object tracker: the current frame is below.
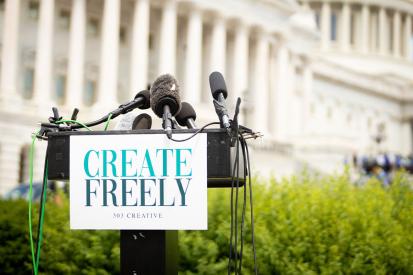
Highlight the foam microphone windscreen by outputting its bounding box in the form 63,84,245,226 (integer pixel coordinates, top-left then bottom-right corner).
209,71,228,100
175,102,196,127
150,74,181,117
135,90,151,109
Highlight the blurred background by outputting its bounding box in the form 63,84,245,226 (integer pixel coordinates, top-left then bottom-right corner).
0,0,412,192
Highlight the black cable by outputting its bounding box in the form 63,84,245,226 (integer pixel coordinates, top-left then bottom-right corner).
234,128,241,274
238,136,248,273
34,152,48,270
228,140,236,275
245,140,258,274
228,125,243,274
169,122,220,142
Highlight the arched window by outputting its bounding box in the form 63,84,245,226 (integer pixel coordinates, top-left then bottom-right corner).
331,12,338,41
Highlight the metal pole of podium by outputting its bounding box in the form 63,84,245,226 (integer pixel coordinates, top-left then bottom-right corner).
120,230,178,275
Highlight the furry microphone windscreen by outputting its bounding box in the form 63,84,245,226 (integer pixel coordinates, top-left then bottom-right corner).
150,74,181,117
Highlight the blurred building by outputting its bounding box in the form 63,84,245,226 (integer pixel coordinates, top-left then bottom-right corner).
0,0,412,193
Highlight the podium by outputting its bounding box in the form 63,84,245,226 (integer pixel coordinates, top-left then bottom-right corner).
46,128,245,274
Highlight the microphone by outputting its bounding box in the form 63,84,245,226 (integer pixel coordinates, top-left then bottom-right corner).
150,74,181,138
175,102,197,129
115,112,152,130
112,90,151,117
132,113,152,130
209,71,231,130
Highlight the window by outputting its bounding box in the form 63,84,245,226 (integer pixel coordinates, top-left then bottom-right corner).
331,12,337,41
120,26,127,44
87,18,99,37
55,75,66,104
315,11,321,30
310,102,316,115
367,117,372,130
84,80,96,106
326,106,333,119
0,0,5,11
410,35,413,60
347,113,352,124
59,10,71,30
18,145,30,183
350,12,355,46
23,68,34,99
28,1,39,20
149,33,154,50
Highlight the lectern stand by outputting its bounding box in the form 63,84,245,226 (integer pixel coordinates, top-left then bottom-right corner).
46,128,244,275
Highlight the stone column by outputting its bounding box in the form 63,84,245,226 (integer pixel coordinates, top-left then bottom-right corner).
0,141,21,195
231,22,249,123
360,4,370,53
158,0,177,75
321,2,331,50
184,6,202,104
130,0,150,95
96,0,120,107
393,10,401,57
33,0,54,105
209,14,226,75
0,0,21,103
272,43,289,141
340,2,351,51
66,0,86,108
404,14,412,59
251,32,269,134
302,60,313,134
378,7,387,55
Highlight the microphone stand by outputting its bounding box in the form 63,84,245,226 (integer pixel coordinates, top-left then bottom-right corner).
162,105,174,139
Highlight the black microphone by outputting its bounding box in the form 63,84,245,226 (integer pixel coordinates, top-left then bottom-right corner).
112,90,151,117
209,71,231,130
175,102,197,129
132,113,152,130
150,74,181,138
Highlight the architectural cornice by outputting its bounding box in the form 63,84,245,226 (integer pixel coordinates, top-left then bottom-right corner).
313,58,407,103
303,0,413,13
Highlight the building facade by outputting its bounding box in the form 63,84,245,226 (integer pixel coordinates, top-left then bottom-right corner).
0,0,412,194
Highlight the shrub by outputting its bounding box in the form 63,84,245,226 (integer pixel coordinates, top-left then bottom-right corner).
1,173,413,274
180,173,413,274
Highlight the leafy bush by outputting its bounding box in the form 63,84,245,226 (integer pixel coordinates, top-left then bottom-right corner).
1,173,413,274
180,173,413,274
0,194,119,275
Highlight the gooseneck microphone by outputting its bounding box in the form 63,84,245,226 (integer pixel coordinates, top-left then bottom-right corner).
209,71,231,130
150,74,181,138
175,102,197,129
111,90,151,117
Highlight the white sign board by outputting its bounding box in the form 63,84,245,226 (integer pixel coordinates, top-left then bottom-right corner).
69,133,207,230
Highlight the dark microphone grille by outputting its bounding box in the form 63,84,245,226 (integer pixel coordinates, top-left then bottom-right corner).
150,74,181,117
175,102,196,127
209,71,228,100
135,90,151,109
132,113,152,130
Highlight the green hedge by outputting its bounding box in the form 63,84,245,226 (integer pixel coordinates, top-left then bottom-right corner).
1,173,413,274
